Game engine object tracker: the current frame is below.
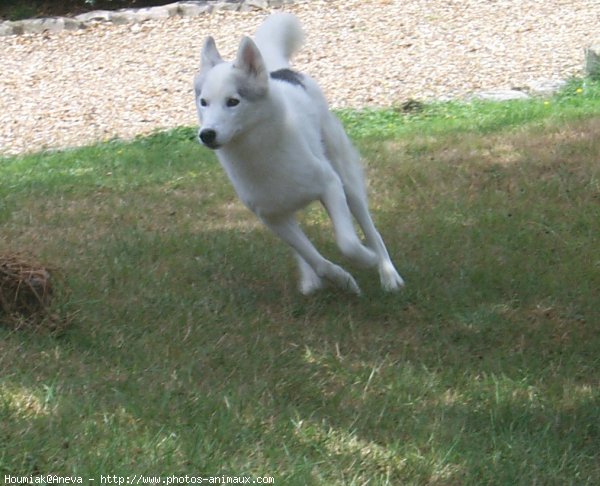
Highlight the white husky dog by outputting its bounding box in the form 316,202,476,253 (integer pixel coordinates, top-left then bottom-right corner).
194,13,404,295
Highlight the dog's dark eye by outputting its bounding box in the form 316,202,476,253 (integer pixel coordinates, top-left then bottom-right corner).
200,98,208,107
226,97,240,107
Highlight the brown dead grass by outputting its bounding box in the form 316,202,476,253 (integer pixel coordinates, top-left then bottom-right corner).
0,253,71,333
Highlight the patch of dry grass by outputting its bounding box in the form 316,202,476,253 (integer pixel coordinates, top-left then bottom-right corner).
0,253,71,333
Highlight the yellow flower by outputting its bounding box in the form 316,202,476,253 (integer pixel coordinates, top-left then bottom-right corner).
576,87,584,94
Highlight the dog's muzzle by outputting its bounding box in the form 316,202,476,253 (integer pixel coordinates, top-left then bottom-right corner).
198,128,220,149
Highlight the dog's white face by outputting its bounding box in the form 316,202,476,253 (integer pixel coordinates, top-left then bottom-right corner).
195,36,269,150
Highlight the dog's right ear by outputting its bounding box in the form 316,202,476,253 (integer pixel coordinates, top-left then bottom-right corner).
196,37,223,96
200,36,223,72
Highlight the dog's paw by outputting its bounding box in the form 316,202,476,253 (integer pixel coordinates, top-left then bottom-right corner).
299,274,324,295
323,263,361,295
379,261,405,292
342,275,361,295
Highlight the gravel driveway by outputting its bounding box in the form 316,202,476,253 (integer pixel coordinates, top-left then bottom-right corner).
1,0,599,155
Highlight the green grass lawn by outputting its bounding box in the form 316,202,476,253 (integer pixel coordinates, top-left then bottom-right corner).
1,79,599,484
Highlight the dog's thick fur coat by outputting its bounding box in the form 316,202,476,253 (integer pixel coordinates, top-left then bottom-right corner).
194,13,404,294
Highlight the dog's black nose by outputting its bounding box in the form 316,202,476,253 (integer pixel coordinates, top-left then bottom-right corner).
199,129,217,146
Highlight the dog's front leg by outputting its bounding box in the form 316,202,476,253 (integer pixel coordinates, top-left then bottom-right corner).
260,214,361,295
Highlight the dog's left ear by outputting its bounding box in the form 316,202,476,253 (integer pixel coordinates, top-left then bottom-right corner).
232,36,268,99
234,37,268,82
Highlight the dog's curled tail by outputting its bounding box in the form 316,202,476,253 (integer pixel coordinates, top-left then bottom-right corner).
254,13,305,72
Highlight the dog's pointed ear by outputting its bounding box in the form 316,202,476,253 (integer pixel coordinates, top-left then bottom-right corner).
196,37,223,96
200,36,223,71
232,36,268,99
234,36,267,80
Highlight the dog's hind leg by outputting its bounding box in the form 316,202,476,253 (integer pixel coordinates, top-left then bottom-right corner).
260,214,361,294
320,179,378,268
320,116,404,291
344,186,405,291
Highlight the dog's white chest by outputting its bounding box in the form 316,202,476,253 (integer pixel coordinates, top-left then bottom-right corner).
218,150,329,217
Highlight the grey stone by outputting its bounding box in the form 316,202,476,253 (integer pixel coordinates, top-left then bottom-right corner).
41,18,66,33
472,89,530,101
0,22,16,36
10,21,25,35
245,0,269,9
21,19,50,34
110,11,136,25
526,79,566,96
178,3,213,16
163,3,184,17
75,10,112,22
18,19,40,34
131,7,171,22
63,18,84,31
212,1,242,12
584,44,600,80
